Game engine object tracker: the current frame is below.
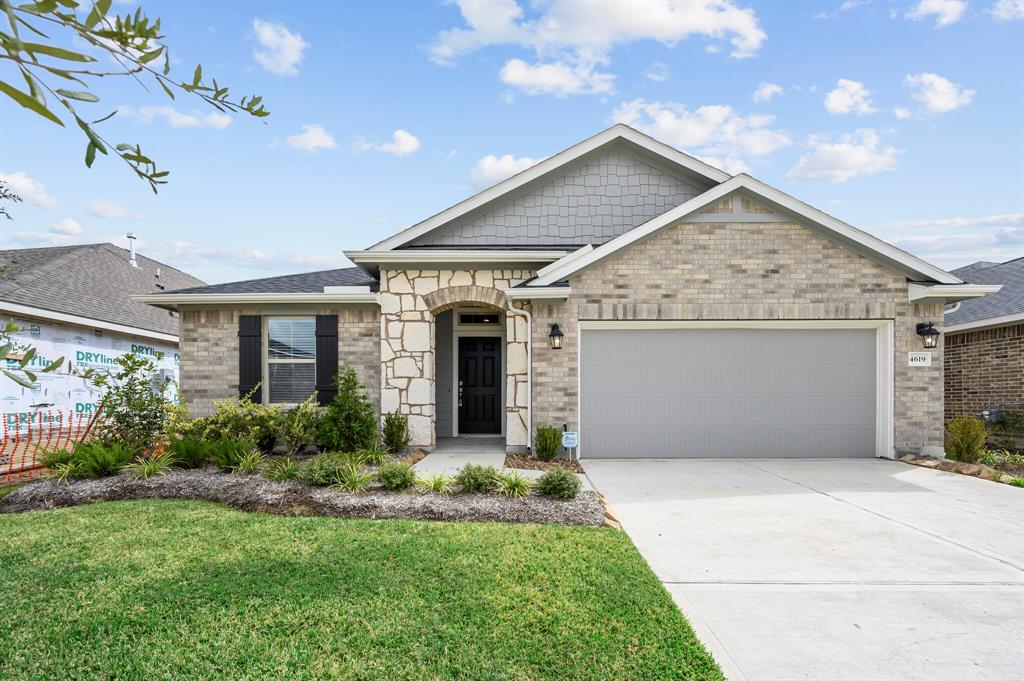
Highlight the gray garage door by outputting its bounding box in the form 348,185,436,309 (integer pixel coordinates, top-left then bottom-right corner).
580,328,876,458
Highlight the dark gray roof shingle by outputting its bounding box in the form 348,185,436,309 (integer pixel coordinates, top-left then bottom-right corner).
0,243,204,336
946,257,1024,327
162,267,376,294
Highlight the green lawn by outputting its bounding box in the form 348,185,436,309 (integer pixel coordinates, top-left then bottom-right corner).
0,500,722,680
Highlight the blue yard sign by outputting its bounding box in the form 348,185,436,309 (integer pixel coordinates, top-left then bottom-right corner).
561,431,579,449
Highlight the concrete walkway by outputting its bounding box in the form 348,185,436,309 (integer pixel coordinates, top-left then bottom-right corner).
413,438,592,490
587,458,1024,681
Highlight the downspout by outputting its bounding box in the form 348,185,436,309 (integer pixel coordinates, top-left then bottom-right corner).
506,302,532,452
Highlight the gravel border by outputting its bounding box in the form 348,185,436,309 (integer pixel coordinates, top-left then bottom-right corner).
0,469,606,526
504,453,585,473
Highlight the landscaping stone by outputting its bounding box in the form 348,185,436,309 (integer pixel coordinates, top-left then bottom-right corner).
899,454,1021,486
0,469,606,526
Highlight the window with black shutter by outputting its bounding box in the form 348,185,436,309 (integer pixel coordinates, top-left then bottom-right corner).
238,315,262,402
314,315,339,405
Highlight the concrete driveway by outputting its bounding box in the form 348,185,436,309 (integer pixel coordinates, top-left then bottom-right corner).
586,458,1024,681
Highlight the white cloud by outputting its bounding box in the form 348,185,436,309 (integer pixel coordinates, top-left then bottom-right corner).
787,129,901,183
285,124,337,152
905,0,967,26
904,72,974,112
644,61,669,82
430,0,766,96
879,212,1024,230
51,218,82,236
118,105,232,129
470,154,539,187
499,57,614,96
891,227,1022,260
87,199,143,220
824,79,877,115
893,107,912,119
610,99,791,172
0,171,57,208
752,82,783,103
990,0,1024,20
355,129,421,157
251,19,309,76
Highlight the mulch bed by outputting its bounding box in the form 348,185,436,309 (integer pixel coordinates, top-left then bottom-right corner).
0,468,605,526
900,455,1022,485
505,453,585,474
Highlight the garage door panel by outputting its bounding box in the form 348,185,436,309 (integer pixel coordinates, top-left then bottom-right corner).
580,328,877,458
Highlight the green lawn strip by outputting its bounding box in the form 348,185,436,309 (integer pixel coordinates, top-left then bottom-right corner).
0,483,23,501
0,500,722,680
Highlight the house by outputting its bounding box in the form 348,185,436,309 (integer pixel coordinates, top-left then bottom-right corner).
139,125,997,459
944,256,1023,421
1,241,204,419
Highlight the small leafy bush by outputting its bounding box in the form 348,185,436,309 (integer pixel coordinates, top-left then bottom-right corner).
264,457,302,482
319,366,378,453
533,426,562,462
535,468,582,499
494,471,533,499
334,462,374,493
376,462,415,490
279,395,323,454
416,473,453,495
1010,477,1024,488
382,412,410,454
361,443,389,466
303,453,350,487
42,447,75,470
456,464,498,493
72,441,136,478
95,352,167,453
209,437,257,472
232,449,265,474
166,435,210,469
200,392,281,452
978,449,1024,469
124,451,177,480
946,415,987,463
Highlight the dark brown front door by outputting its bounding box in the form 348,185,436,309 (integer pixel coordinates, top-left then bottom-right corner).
458,336,501,434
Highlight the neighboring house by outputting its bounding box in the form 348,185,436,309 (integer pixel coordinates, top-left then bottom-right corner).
0,242,204,419
944,256,1023,421
140,125,997,459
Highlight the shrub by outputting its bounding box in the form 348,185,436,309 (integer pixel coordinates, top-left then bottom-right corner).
946,415,987,463
95,352,167,453
535,468,582,500
416,473,454,495
1010,478,1024,488
279,395,323,455
319,366,377,453
166,435,210,469
360,443,389,466
200,392,281,452
232,449,265,474
494,471,533,499
42,447,75,470
455,464,498,493
264,457,302,482
209,437,257,472
381,412,410,454
71,441,136,478
376,462,415,490
334,462,374,494
533,426,562,462
303,453,349,487
124,451,177,480
978,449,1024,469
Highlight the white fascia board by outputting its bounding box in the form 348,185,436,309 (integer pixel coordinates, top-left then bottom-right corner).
534,245,593,279
0,300,179,344
322,285,374,294
504,286,572,300
908,283,1002,304
368,124,729,251
133,292,380,309
945,311,1024,333
533,175,962,286
345,249,568,265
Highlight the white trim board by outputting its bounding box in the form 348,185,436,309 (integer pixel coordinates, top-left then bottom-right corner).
532,176,961,287
575,319,896,460
0,300,179,344
945,311,1024,333
134,290,379,309
908,283,1002,304
345,249,567,267
368,124,729,251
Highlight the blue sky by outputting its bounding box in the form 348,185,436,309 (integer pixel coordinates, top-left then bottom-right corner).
1,0,1021,284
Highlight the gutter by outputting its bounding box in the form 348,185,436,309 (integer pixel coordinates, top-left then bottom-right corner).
0,300,178,344
133,288,379,310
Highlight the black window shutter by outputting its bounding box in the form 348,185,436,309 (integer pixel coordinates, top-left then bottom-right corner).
315,315,339,405
238,315,262,402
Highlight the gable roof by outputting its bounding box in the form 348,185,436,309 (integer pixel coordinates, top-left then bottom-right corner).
0,243,204,336
368,124,730,252
161,267,376,295
945,257,1024,329
530,174,963,286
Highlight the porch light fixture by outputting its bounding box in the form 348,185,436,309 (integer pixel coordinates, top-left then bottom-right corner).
548,324,564,350
916,322,940,349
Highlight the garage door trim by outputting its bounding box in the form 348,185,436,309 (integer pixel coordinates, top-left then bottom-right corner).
577,320,895,459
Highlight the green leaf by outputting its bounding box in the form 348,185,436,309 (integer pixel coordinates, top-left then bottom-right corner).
2,369,35,389
18,347,35,368
84,0,111,29
85,140,97,167
74,117,106,153
17,0,59,12
0,342,12,360
56,88,99,102
19,42,96,62
42,356,64,373
139,45,163,64
158,78,175,100
0,79,63,125
23,369,36,383
192,63,201,86
21,69,44,106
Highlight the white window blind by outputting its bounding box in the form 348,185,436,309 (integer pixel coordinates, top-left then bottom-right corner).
267,318,316,403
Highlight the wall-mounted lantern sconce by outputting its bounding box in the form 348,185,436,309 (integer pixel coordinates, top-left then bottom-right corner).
548,323,564,350
916,322,940,349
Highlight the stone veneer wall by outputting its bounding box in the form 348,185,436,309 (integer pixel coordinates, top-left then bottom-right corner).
530,220,946,457
178,306,379,417
944,323,1024,421
378,269,533,449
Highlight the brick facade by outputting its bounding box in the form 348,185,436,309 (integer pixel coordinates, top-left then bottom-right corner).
530,220,946,457
945,323,1024,420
